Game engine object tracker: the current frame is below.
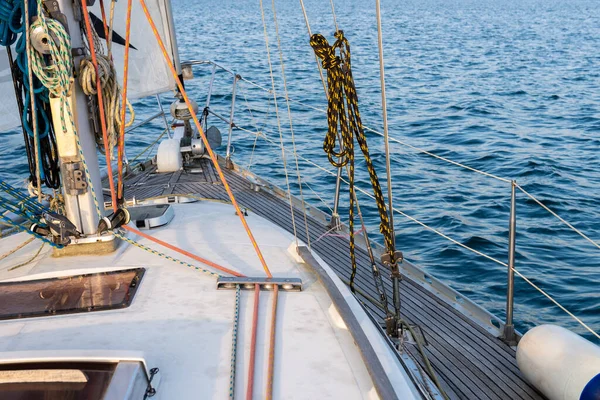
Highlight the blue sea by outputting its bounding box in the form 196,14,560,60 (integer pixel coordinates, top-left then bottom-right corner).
1,0,599,341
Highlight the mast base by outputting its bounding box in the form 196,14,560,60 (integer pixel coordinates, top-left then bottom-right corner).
52,233,120,257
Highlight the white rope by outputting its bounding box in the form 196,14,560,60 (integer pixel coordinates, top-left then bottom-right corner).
270,0,312,248
374,0,396,249
297,0,328,96
329,0,339,32
79,28,135,160
516,183,600,251
259,0,301,246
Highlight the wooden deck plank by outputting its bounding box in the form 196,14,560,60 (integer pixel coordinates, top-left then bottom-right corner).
229,190,503,399
117,161,545,400
213,182,537,399
184,178,537,399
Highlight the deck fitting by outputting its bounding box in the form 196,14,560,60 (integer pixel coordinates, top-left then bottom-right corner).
216,277,302,292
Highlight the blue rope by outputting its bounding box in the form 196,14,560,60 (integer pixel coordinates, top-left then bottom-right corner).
0,181,62,248
1,0,52,181
0,0,19,46
0,212,63,248
0,181,50,223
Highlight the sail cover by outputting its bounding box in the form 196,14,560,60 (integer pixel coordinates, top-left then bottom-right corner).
0,0,177,131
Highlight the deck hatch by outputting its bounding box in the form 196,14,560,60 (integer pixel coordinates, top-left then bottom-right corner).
0,268,145,321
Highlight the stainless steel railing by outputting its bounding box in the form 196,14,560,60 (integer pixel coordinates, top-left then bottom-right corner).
134,59,600,343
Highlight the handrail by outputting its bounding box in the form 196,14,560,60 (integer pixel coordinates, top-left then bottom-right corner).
230,120,600,340
516,183,600,251
228,75,513,184
126,110,165,134
226,72,599,255
166,60,600,341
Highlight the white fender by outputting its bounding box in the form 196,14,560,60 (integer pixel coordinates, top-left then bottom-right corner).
516,324,600,400
156,138,182,173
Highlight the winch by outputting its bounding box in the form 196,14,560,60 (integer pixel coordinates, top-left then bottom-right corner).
170,99,222,164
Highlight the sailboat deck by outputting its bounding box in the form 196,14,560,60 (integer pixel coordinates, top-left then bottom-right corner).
114,157,545,400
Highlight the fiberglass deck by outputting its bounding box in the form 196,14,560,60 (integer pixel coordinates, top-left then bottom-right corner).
113,157,545,400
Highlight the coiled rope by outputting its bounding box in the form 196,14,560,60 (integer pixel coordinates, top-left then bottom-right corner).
79,28,134,160
310,31,399,291
26,0,104,218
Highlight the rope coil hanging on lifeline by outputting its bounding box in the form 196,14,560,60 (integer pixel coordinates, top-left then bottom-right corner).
310,31,402,290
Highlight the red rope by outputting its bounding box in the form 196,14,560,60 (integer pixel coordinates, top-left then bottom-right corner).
137,0,273,278
246,285,260,400
122,225,244,277
80,0,117,211
98,0,110,48
80,0,243,279
266,285,278,400
117,0,133,201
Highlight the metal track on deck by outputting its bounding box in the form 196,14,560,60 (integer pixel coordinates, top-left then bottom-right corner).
112,158,545,400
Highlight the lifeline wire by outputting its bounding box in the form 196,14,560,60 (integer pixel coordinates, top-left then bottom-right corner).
259,0,301,246
516,183,600,251
294,153,600,339
269,0,312,248
237,76,512,184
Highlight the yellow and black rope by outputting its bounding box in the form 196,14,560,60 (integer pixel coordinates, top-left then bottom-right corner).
310,31,399,292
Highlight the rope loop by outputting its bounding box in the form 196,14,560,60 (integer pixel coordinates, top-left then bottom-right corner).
311,30,399,291
310,33,341,70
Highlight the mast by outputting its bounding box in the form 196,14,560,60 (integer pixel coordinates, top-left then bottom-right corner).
51,0,105,235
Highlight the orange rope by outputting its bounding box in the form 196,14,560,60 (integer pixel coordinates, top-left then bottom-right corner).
80,0,117,211
246,285,260,400
117,0,133,201
266,285,278,400
137,0,272,278
98,0,110,49
122,225,244,277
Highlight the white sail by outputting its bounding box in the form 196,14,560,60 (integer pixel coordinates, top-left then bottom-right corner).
0,0,177,131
